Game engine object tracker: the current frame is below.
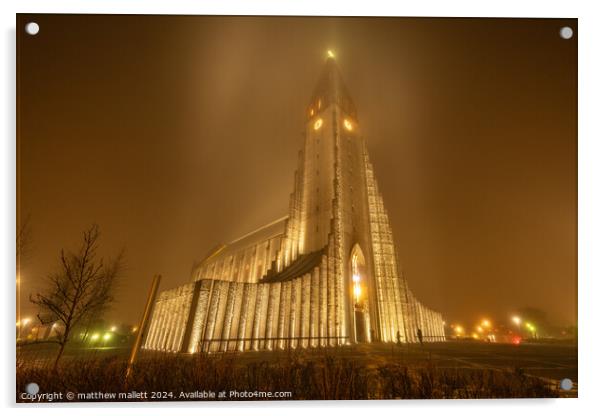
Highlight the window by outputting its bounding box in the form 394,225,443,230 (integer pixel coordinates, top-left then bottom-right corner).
344,118,353,131
314,118,323,130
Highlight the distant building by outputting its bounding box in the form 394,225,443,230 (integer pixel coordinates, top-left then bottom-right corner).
144,54,445,353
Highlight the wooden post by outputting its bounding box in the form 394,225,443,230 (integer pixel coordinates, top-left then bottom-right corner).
125,274,161,383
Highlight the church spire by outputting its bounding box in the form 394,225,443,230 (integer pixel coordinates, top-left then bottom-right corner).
307,51,357,120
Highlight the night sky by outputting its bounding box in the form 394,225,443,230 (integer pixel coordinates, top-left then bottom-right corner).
17,15,577,328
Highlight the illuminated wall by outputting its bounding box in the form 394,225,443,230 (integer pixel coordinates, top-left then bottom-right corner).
190,219,285,284
143,282,198,352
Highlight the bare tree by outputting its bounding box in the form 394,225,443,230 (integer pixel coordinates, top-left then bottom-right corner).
30,224,124,370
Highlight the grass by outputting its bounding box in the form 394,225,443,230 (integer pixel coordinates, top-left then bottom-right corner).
16,347,559,401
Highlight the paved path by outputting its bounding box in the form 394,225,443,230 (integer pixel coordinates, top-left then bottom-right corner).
223,341,576,379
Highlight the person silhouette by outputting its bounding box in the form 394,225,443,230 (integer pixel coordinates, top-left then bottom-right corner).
417,328,423,346
396,330,402,346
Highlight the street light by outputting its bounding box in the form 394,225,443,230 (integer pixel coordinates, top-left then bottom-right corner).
525,322,537,338
454,325,464,338
512,316,522,326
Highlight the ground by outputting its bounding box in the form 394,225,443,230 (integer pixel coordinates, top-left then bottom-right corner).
218,340,577,391
17,340,578,400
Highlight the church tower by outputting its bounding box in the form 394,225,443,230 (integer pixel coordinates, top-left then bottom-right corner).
143,53,445,353
267,51,434,344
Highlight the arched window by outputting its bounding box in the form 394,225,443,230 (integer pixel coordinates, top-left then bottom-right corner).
350,244,370,343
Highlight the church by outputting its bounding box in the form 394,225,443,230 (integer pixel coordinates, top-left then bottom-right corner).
143,53,445,353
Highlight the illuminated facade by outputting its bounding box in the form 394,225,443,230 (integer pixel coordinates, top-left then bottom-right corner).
143,54,445,353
